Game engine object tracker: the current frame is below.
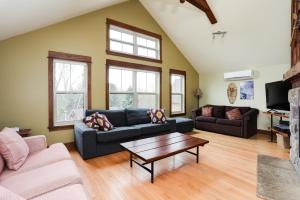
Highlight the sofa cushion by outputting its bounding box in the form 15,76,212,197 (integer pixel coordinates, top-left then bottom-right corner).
31,184,88,200
216,119,242,127
0,127,29,170
225,106,250,114
97,127,140,143
0,160,81,199
0,185,25,200
202,107,213,117
175,117,194,124
226,108,242,120
196,116,217,123
211,105,225,118
132,123,171,135
174,117,194,133
85,109,126,127
126,109,151,126
23,135,47,154
0,143,71,181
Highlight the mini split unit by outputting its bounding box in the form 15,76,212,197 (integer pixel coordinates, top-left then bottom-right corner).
224,70,254,81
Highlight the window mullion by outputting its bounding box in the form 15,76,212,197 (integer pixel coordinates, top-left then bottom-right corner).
110,38,133,46
133,71,138,108
181,94,184,113
157,73,160,108
133,32,138,56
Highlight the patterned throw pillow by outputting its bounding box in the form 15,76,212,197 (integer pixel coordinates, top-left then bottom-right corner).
226,108,242,120
149,109,167,124
202,107,213,117
83,113,99,129
95,113,114,131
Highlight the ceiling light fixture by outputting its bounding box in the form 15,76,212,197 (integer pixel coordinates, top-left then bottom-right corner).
212,31,227,39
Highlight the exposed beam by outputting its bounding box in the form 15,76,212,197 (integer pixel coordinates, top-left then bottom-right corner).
180,0,217,24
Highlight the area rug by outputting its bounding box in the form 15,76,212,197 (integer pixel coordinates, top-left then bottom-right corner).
257,154,300,200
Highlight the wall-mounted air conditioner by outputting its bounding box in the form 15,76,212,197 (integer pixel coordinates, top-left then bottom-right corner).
224,70,254,81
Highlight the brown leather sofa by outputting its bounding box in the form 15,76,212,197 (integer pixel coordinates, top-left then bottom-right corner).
192,105,259,138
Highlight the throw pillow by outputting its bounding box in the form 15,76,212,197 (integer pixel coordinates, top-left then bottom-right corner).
0,127,29,170
226,108,242,120
149,109,167,124
95,113,114,131
202,107,213,117
83,113,100,129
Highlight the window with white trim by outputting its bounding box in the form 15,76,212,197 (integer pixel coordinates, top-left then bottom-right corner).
108,25,161,60
171,72,186,115
108,66,160,110
53,59,88,126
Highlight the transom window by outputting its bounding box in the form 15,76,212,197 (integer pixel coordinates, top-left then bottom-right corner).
107,60,161,110
107,19,162,63
48,51,91,131
170,69,186,116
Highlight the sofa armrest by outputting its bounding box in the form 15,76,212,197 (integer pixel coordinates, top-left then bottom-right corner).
191,107,202,121
242,109,259,120
166,118,176,132
23,135,47,154
74,121,97,160
242,109,259,138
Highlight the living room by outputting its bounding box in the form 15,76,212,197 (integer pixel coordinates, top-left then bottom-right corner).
0,0,298,200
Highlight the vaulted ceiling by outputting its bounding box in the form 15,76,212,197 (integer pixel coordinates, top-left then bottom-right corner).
0,0,126,41
0,0,291,73
140,0,291,73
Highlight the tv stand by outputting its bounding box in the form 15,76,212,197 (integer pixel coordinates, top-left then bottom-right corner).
266,109,279,113
263,112,289,142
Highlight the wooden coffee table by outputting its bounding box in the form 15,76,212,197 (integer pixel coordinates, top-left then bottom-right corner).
120,132,209,183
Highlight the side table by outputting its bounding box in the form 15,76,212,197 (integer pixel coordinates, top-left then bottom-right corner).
17,129,32,137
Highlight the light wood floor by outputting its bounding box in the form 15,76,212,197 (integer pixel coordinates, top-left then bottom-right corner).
70,130,289,200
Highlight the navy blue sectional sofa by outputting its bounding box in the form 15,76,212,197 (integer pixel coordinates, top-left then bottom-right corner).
74,109,180,160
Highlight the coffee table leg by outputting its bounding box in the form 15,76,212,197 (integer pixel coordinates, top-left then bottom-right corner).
196,146,199,163
130,153,133,168
151,162,154,183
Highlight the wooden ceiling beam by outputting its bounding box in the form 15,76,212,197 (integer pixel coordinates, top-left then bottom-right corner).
181,0,217,24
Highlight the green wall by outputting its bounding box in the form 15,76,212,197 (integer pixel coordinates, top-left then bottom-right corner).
0,0,199,144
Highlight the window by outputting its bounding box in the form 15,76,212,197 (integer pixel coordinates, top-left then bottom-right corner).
106,60,161,110
48,51,91,131
170,69,186,116
107,18,162,63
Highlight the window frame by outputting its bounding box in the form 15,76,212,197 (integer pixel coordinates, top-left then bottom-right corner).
106,59,162,110
106,18,162,63
170,69,186,117
48,51,92,131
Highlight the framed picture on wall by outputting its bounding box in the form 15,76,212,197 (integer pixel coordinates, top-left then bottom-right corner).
240,81,254,100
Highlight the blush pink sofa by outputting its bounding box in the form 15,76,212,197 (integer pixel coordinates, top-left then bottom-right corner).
0,135,89,200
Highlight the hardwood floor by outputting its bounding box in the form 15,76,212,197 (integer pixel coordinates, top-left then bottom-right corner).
70,130,289,200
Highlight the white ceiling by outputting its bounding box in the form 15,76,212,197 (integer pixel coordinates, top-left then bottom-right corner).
0,0,127,41
140,0,291,73
0,0,291,73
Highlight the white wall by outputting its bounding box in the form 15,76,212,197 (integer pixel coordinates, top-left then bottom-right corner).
199,64,290,130
141,0,291,74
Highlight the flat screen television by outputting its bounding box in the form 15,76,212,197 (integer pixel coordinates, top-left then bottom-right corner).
265,81,291,111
